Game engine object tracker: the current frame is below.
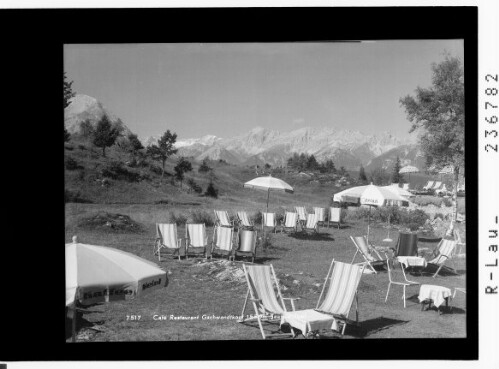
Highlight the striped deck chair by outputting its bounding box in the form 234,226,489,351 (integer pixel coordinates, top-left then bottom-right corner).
214,210,234,228
211,226,234,260
328,207,342,229
314,207,326,228
432,181,442,191
302,213,319,234
239,264,299,339
185,223,209,259
315,260,365,335
234,228,258,262
424,239,457,277
350,236,388,273
236,211,254,229
280,211,298,233
392,232,419,257
384,253,419,308
295,206,308,226
261,212,277,233
154,223,184,261
423,181,434,191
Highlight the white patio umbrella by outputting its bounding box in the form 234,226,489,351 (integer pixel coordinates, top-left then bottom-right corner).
399,165,419,182
333,183,406,244
243,174,294,212
383,184,415,200
66,236,167,342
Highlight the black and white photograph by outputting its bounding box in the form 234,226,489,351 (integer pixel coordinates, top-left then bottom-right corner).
64,39,469,341
5,2,499,366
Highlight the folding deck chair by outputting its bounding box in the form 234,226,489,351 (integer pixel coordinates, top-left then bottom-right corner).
392,232,419,257
261,212,277,233
236,211,254,229
154,223,184,261
350,236,388,273
234,228,258,263
424,238,457,277
384,254,419,308
214,210,234,228
280,211,298,233
295,206,308,226
314,207,326,228
314,260,365,335
239,264,299,339
328,207,342,229
211,225,235,260
185,223,210,259
423,181,435,191
302,213,319,234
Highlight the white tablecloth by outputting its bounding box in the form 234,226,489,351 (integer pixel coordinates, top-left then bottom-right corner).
281,309,338,335
396,256,428,268
418,284,452,308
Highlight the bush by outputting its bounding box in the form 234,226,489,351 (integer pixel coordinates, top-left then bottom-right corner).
345,205,429,231
414,196,443,207
65,157,79,170
399,208,429,231
101,161,141,182
187,178,203,194
204,182,219,198
188,210,214,226
442,197,453,207
168,211,187,226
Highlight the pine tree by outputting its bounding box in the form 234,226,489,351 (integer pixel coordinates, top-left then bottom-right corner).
391,156,403,184
92,115,119,157
198,158,212,173
358,165,367,182
146,130,178,182
63,72,75,109
205,181,219,198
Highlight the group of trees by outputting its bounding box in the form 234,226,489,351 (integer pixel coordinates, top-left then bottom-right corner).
286,153,337,174
357,156,403,186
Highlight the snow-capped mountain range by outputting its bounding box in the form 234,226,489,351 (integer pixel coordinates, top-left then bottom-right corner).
65,94,424,170
145,126,421,170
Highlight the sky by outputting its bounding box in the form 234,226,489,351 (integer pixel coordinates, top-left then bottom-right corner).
64,41,463,141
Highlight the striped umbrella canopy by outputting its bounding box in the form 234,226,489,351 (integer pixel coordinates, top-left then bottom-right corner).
333,183,406,243
244,174,294,212
66,237,167,341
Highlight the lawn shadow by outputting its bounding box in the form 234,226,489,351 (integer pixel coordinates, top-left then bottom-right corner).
419,264,463,277
287,232,335,242
357,316,410,337
65,310,105,340
255,256,281,263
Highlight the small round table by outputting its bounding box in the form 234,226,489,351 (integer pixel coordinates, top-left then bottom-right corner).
418,284,452,314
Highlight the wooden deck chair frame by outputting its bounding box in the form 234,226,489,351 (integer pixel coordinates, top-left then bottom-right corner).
384,254,419,308
280,211,298,234
302,213,319,234
236,211,254,229
295,206,308,226
261,212,277,233
234,228,258,263
315,259,365,335
328,207,342,229
211,225,235,260
214,210,234,228
154,223,184,261
314,207,326,228
425,239,457,278
350,236,387,274
239,264,299,339
185,223,209,260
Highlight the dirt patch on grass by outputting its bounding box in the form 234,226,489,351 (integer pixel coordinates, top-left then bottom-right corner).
77,211,144,233
193,260,246,284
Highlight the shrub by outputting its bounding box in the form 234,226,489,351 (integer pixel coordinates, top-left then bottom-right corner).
188,210,214,226
65,157,79,171
399,208,429,231
168,211,187,226
187,178,203,194
204,182,219,198
414,196,443,207
252,211,263,225
344,205,429,231
101,161,141,182
442,197,453,207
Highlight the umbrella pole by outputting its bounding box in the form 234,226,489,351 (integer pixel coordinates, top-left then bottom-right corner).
367,206,371,245
266,189,270,213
